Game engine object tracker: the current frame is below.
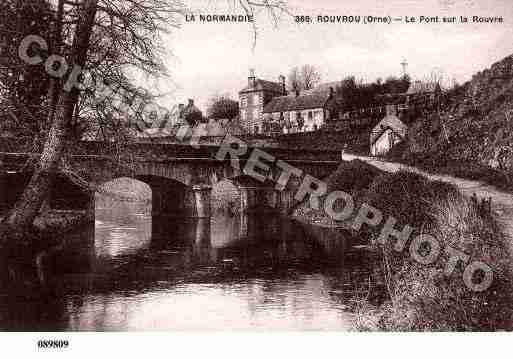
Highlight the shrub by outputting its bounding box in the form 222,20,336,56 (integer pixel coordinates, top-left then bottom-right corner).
358,171,513,331
293,160,384,226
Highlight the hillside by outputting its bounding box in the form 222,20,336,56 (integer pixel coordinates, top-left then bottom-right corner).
394,54,513,188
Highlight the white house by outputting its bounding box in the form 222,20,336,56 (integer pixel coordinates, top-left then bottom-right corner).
262,85,339,134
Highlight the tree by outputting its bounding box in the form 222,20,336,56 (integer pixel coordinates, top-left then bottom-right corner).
287,64,321,92
184,108,203,126
0,0,188,242
0,0,53,144
207,95,239,120
287,66,302,93
383,75,410,94
0,0,289,243
300,64,321,90
0,0,100,242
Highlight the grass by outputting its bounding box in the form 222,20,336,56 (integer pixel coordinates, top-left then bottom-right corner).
385,145,513,193
293,161,512,330
325,159,384,194
423,161,512,192
293,159,384,226
355,170,513,331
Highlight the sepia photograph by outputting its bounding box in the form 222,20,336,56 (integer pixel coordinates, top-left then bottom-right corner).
0,0,513,354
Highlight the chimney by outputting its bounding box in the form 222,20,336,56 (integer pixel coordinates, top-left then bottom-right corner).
248,68,256,88
178,103,184,118
329,87,334,98
295,89,300,97
279,75,286,94
188,99,194,106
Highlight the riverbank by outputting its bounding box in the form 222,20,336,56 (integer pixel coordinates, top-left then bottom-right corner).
293,158,513,331
0,210,93,251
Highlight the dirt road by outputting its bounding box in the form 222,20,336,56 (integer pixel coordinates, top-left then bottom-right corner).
342,153,513,257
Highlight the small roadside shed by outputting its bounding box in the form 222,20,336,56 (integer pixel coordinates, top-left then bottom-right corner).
370,106,408,156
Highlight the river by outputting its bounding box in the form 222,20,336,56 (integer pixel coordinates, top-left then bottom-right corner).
0,200,383,331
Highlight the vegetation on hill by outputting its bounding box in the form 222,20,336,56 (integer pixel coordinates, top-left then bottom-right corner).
294,161,512,330
389,55,513,191
335,75,411,112
293,159,384,226
356,171,512,331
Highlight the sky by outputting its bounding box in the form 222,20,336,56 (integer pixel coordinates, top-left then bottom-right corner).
156,0,513,111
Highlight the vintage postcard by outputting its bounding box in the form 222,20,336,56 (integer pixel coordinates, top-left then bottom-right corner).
0,0,512,354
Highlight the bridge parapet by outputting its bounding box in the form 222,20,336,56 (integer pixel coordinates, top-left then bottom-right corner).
0,140,341,163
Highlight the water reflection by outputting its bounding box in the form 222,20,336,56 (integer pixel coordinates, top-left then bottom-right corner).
0,200,383,331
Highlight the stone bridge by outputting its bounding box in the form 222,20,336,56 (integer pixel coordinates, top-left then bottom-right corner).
0,139,341,220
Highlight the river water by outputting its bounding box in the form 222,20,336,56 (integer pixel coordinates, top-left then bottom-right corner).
0,200,383,331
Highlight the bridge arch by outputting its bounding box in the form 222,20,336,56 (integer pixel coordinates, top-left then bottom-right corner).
96,175,207,218
211,175,287,214
96,177,151,206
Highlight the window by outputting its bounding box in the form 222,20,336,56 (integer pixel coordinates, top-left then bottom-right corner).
308,111,313,120
253,93,259,104
241,110,246,121
240,96,247,107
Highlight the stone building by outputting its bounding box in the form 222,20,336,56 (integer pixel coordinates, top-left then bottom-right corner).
238,69,287,134
262,85,339,134
178,98,203,125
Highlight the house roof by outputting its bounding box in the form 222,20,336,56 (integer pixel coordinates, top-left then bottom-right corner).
180,103,202,117
239,79,284,93
263,91,331,113
196,118,247,136
370,115,408,145
406,81,441,95
136,118,248,138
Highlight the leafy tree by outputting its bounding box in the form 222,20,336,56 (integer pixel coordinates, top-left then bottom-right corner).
184,109,203,126
383,75,410,94
335,74,411,112
207,95,239,120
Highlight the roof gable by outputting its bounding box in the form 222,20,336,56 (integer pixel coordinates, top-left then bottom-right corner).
370,115,408,144
240,79,284,93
